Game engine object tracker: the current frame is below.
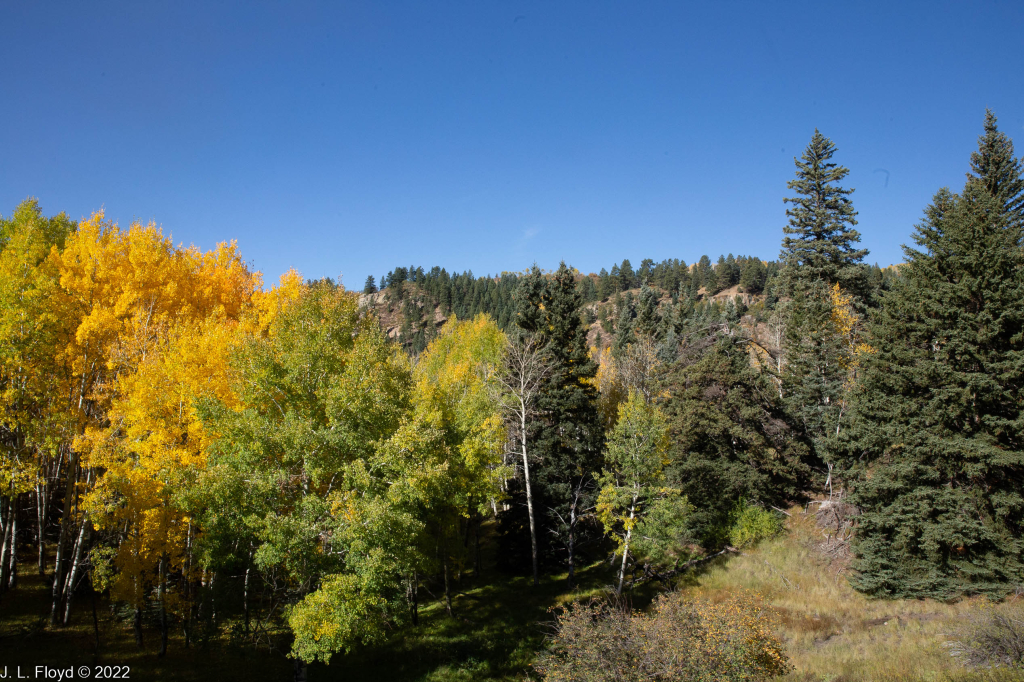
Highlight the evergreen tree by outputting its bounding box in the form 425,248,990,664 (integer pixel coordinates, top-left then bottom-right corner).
686,274,700,302
715,255,729,291
609,264,622,294
619,260,636,291
638,258,655,284
844,177,1024,599
778,131,868,480
674,259,689,295
581,275,598,302
969,109,1024,228
597,268,612,300
739,258,766,294
722,254,740,288
660,332,812,546
634,284,662,339
703,264,719,296
613,292,637,356
599,304,614,334
363,275,378,294
509,263,603,586
733,294,747,318
779,130,867,296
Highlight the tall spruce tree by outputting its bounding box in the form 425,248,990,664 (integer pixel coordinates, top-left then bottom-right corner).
779,131,868,485
780,130,867,297
969,109,1024,229
845,177,1024,599
509,263,603,586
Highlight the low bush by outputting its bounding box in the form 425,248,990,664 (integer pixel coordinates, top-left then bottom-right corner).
534,591,790,681
950,603,1024,669
729,501,785,549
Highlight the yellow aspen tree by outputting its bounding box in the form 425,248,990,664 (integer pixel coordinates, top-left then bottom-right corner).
84,316,244,629
56,211,257,629
377,314,507,615
0,200,78,588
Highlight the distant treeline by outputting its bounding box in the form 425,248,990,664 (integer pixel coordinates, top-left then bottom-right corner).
365,256,897,352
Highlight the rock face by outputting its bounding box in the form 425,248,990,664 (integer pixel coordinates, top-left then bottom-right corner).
359,285,447,345
705,284,757,305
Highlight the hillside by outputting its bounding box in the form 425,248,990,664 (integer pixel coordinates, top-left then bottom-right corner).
361,278,780,356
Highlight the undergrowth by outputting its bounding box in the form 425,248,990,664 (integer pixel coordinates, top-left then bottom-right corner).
3,510,1024,681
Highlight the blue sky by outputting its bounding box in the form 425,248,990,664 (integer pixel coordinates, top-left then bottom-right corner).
2,2,1022,287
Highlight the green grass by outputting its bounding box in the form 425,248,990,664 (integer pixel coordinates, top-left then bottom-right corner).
328,566,605,682
0,549,612,681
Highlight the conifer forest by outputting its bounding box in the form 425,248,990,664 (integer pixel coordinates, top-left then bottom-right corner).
3,111,1024,682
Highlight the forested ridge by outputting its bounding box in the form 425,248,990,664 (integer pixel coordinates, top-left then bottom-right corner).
2,111,1023,681
361,250,895,355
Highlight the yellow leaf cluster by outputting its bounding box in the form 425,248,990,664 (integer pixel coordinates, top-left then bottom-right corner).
54,212,261,605
828,282,875,378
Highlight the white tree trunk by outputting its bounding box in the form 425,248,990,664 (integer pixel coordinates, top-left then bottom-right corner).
616,491,638,595
521,400,539,587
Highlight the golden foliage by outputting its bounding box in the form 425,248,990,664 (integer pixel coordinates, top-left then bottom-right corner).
57,212,260,606
594,345,626,431
827,282,874,376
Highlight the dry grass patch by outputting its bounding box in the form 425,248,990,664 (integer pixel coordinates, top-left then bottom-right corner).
680,508,1024,682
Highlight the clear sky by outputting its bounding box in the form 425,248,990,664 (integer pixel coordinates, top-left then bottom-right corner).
2,2,1023,287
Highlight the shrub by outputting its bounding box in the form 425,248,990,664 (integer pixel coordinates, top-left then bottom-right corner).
729,501,785,549
950,603,1024,669
534,591,790,682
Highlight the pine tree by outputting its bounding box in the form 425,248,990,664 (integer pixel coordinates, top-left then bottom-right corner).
780,130,868,296
739,258,766,294
363,275,378,294
619,260,636,291
845,177,1024,599
720,254,739,289
597,268,612,300
510,263,603,586
634,284,662,339
638,258,655,285
778,131,869,482
693,256,711,291
613,292,636,355
969,109,1024,228
581,276,598,302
